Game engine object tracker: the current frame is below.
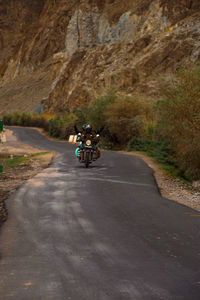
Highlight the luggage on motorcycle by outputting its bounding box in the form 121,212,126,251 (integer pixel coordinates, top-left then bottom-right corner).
69,135,77,143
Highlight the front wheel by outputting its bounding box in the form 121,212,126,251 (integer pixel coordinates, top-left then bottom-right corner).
85,152,90,168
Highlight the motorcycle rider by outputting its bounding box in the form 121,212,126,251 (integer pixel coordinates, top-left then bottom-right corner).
74,123,103,159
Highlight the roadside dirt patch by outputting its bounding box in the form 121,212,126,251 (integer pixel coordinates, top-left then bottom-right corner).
121,151,200,211
0,129,43,155
0,129,53,226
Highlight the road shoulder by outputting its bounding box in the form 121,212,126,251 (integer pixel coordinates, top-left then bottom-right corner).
121,151,200,212
0,129,54,225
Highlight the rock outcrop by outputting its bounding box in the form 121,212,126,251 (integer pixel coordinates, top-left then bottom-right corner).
0,0,200,113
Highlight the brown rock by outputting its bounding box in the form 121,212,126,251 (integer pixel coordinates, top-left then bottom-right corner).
0,0,200,113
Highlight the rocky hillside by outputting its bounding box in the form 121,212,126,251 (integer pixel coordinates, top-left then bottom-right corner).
0,0,200,113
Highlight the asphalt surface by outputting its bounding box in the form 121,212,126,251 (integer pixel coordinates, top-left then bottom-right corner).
0,127,200,300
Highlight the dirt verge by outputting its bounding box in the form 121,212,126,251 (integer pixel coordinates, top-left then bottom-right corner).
0,129,53,226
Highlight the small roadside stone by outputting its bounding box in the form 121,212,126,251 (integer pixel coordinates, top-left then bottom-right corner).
193,181,200,188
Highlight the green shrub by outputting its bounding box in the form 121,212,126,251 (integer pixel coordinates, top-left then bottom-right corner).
48,118,60,137
87,89,117,129
72,91,154,148
57,114,76,139
2,111,75,140
157,64,200,179
127,137,174,165
3,112,21,125
105,95,153,145
20,113,31,126
147,123,154,137
10,112,21,125
3,112,49,131
3,113,12,125
73,105,89,128
48,114,76,139
127,137,152,152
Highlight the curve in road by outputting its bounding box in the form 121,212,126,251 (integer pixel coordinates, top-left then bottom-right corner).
0,127,200,300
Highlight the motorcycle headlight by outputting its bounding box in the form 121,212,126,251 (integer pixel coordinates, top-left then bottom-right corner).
86,140,92,146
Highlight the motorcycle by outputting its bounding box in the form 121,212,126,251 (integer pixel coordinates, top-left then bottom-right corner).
76,134,100,168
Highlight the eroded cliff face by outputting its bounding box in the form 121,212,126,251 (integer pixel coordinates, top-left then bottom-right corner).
0,0,200,113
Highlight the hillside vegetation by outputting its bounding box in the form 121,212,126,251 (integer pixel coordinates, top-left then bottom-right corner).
2,64,200,181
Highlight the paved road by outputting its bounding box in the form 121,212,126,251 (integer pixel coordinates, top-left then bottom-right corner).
0,127,200,300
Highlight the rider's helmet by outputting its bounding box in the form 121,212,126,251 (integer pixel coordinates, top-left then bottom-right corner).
82,124,88,131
